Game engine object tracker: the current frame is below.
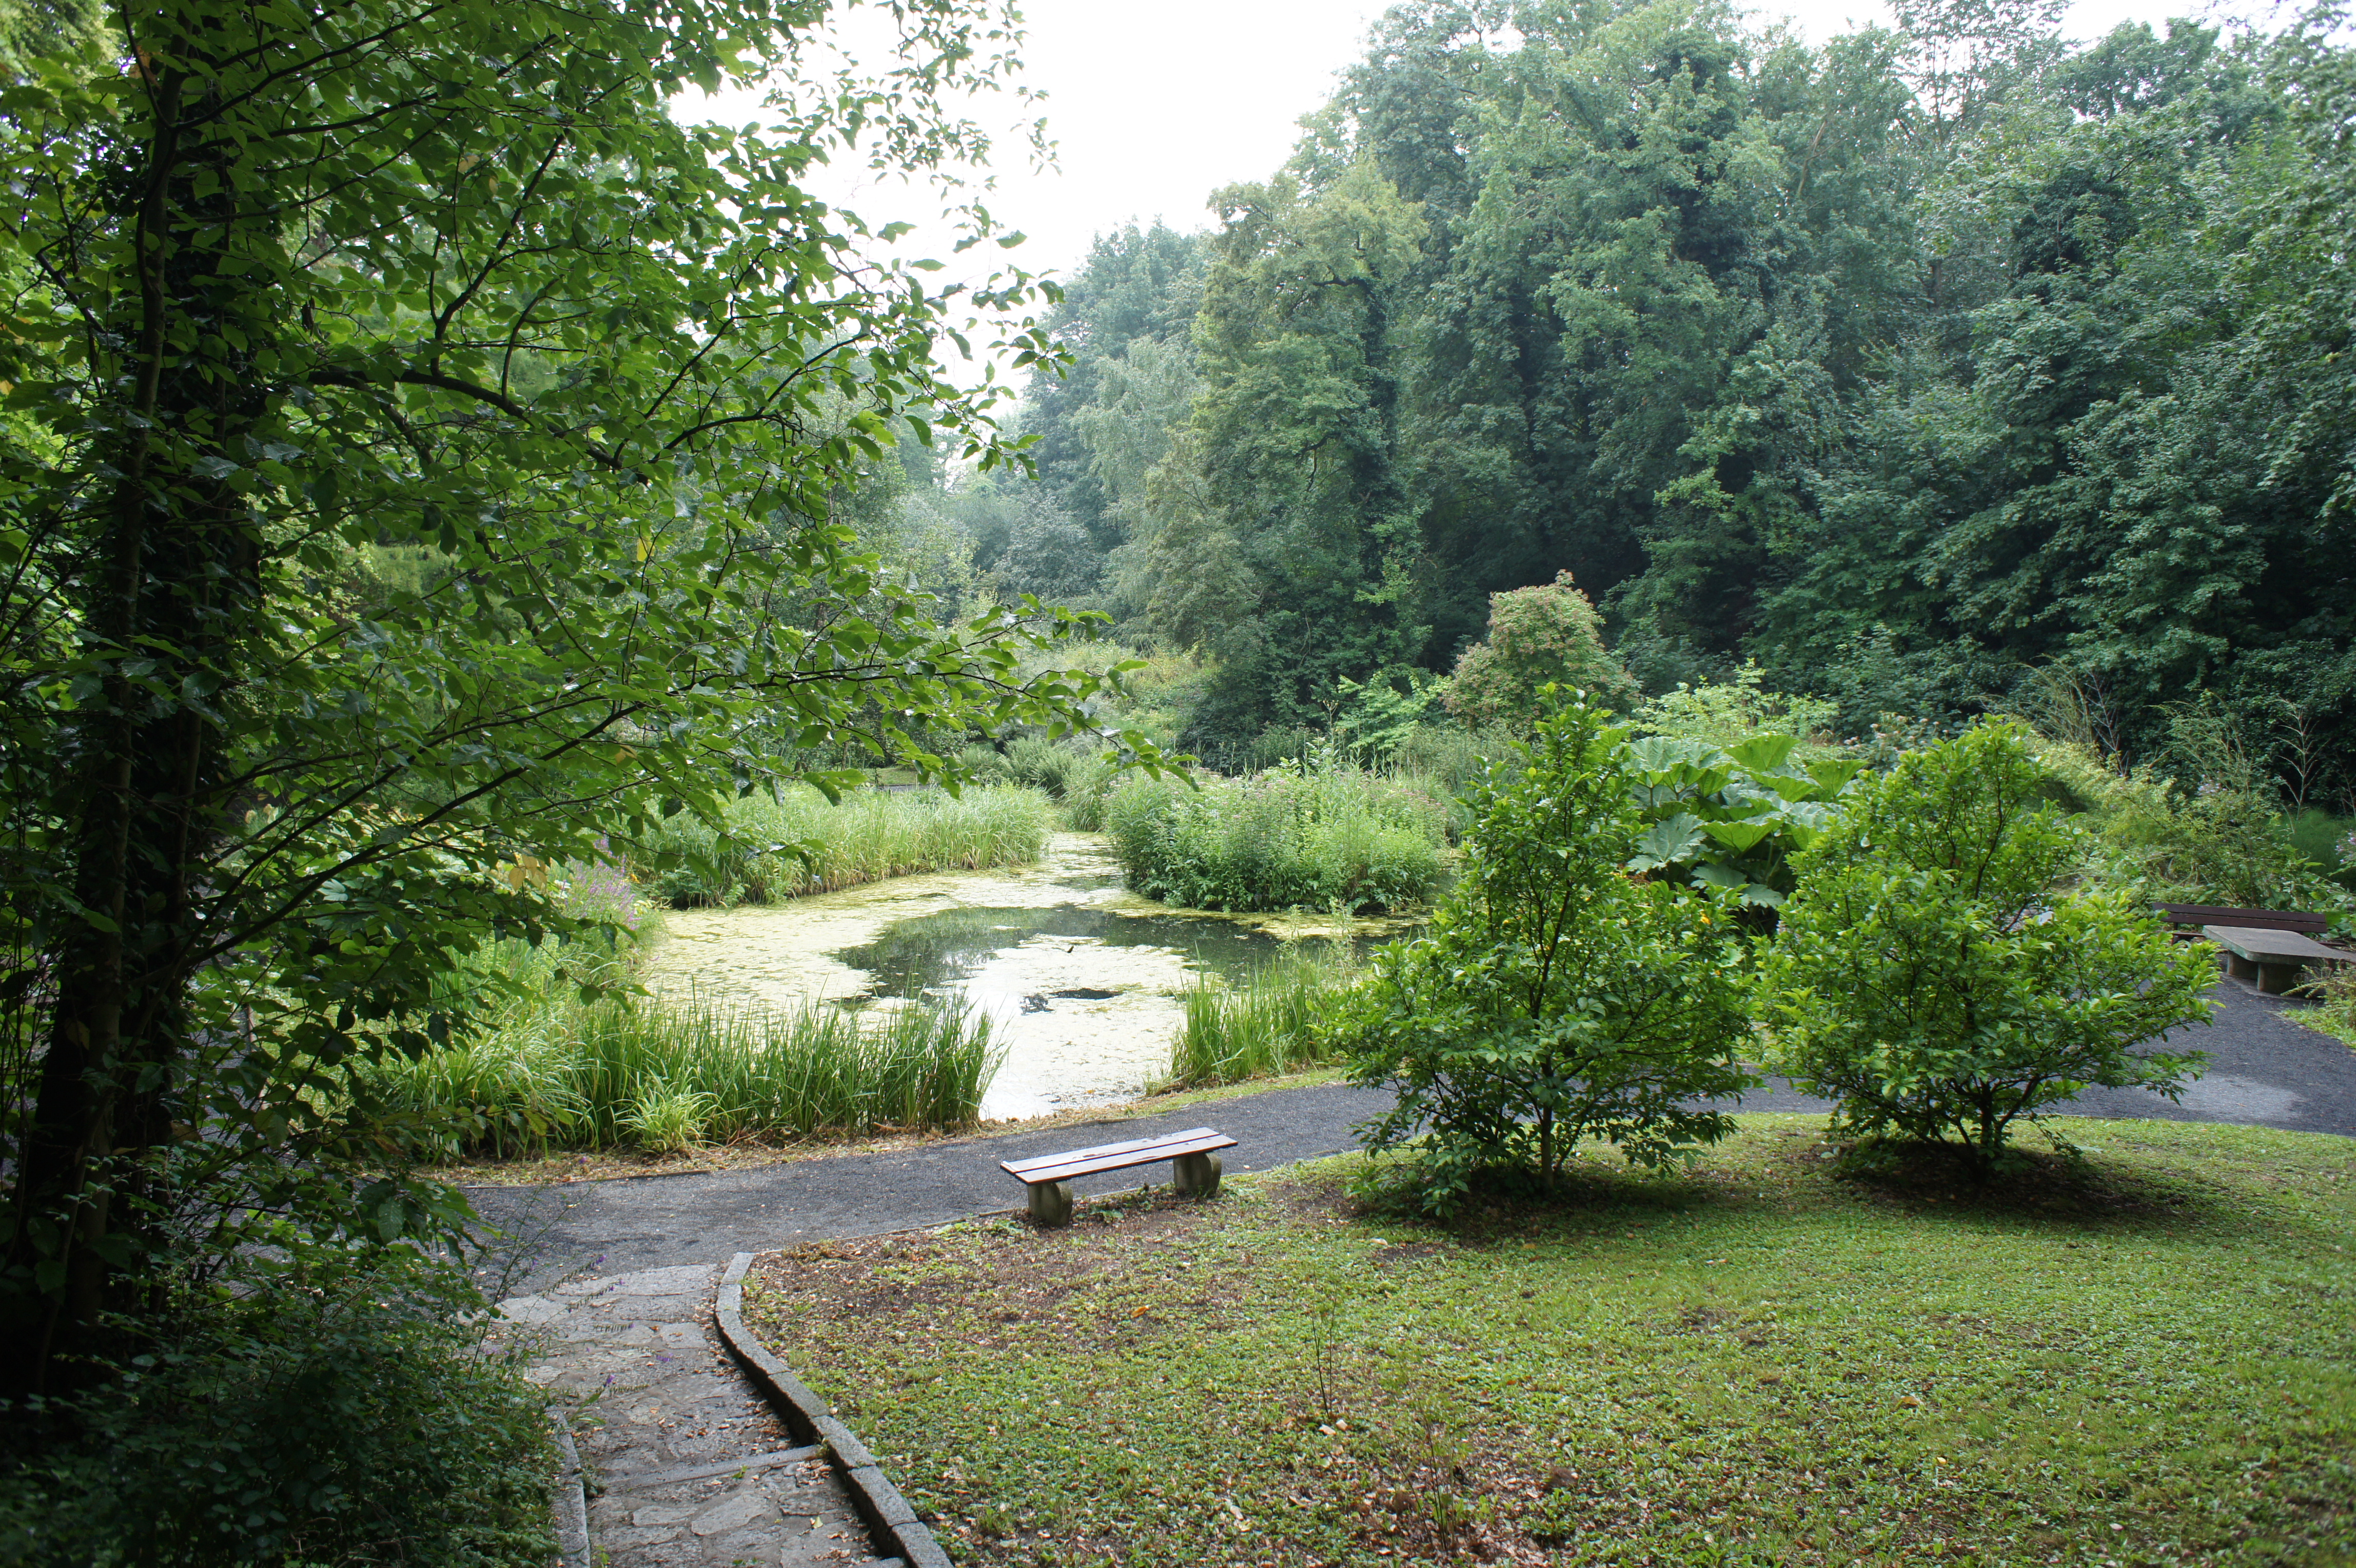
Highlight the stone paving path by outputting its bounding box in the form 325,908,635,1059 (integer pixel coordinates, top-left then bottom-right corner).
491,1263,897,1568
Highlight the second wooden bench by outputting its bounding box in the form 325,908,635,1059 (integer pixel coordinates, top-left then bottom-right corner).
1001,1126,1236,1227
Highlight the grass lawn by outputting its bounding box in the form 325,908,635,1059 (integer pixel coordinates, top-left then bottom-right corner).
742,1115,2354,1567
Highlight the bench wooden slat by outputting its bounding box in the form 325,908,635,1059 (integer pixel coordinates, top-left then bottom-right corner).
1001,1126,1235,1187
2157,903,2328,934
1000,1127,1222,1177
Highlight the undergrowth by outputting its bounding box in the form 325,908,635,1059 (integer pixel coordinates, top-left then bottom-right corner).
0,1250,552,1566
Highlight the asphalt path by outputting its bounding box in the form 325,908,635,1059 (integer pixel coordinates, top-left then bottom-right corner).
469,978,2354,1293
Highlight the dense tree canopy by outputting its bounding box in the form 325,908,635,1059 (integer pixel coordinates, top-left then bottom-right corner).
1010,0,2356,780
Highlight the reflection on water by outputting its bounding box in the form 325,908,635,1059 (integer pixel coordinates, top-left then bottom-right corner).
831,904,1288,1002
645,833,1415,1119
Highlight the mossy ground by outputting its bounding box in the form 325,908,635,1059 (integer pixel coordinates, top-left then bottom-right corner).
743,1115,2354,1568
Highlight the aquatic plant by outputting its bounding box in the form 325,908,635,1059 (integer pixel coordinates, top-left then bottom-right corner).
645,783,1053,907
363,937,997,1158
1163,944,1359,1089
1104,752,1448,914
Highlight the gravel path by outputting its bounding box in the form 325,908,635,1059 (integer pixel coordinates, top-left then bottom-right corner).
472,978,2353,1295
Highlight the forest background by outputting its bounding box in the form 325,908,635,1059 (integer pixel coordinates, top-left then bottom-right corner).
878,0,2356,792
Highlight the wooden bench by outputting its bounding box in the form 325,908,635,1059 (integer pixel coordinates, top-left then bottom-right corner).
2204,924,2353,996
2157,903,2329,938
1001,1126,1236,1228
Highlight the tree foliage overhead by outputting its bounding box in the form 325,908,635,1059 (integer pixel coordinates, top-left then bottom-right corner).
0,0,1152,1399
1016,0,2356,781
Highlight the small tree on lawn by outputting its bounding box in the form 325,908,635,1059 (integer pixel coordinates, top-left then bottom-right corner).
1338,693,1754,1216
1761,721,2213,1175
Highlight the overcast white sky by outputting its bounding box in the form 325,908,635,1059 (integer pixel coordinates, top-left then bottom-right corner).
686,0,2248,282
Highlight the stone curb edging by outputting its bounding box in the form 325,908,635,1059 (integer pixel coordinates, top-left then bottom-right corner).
547,1405,592,1568
715,1251,953,1568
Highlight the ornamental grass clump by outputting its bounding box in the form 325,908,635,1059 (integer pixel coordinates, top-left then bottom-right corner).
1761,720,2215,1175
1332,694,1754,1216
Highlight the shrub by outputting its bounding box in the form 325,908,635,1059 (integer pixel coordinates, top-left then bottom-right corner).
2032,737,2353,912
1163,944,1357,1089
0,1251,552,1565
1335,696,1754,1216
1442,571,1638,728
1761,721,2215,1175
1103,752,1449,914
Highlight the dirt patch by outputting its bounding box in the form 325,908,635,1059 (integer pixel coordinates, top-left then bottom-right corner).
745,1189,1245,1364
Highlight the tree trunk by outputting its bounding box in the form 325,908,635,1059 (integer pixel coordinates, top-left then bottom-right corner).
4,40,268,1399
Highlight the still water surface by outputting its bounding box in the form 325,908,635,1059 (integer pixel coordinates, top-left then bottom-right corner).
646,834,1409,1118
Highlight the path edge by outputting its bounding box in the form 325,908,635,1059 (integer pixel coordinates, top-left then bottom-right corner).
546,1404,591,1568
715,1251,953,1568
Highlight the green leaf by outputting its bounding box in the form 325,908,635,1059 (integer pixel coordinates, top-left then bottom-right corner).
1701,819,1778,853
1724,735,1801,773
1628,812,1709,871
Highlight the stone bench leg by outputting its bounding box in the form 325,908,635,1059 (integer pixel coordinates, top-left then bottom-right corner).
1171,1151,1222,1198
2223,952,2259,983
1027,1180,1073,1228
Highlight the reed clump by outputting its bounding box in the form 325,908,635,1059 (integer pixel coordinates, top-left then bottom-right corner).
366,938,997,1159
1104,753,1448,914
1162,944,1359,1089
647,782,1053,907
958,737,1122,830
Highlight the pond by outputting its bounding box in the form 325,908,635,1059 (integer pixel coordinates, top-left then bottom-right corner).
645,834,1412,1118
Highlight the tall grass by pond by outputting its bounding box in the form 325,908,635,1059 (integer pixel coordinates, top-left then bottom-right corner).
1163,944,1358,1089
365,939,996,1159
645,782,1052,907
1104,758,1449,914
958,736,1122,829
